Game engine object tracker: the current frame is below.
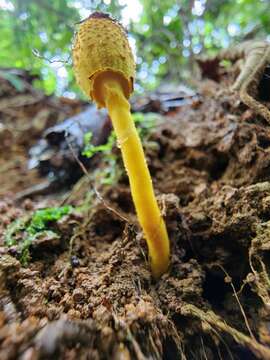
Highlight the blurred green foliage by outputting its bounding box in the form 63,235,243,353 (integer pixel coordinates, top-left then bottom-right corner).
0,0,269,96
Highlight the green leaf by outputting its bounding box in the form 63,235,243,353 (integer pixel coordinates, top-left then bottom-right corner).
0,70,25,92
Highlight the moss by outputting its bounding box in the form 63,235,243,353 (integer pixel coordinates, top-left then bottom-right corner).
4,205,73,265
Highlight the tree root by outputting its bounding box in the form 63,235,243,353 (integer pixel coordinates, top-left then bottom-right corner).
180,303,270,360
200,40,270,123
247,222,270,307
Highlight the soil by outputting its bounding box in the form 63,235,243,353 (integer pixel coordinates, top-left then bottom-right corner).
1,66,270,360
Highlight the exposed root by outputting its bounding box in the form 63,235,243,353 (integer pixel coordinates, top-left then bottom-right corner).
217,41,269,91
180,304,270,360
200,40,270,123
247,222,270,306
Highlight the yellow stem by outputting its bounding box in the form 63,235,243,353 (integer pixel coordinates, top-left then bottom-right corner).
103,80,170,278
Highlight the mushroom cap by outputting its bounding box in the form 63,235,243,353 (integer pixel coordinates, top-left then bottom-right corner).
73,12,135,108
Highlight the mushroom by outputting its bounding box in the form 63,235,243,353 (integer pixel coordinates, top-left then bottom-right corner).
72,12,170,278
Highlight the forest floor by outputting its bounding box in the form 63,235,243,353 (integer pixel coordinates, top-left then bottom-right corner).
1,58,270,360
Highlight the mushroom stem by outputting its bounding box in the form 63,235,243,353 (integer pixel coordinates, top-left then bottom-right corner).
102,79,170,278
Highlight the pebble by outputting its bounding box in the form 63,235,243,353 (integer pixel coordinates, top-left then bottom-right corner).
72,288,86,304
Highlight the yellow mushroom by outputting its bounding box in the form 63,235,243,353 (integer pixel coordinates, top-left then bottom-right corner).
73,12,170,278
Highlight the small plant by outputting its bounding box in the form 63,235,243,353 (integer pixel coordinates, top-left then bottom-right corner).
83,131,120,185
82,131,116,158
133,112,159,140
82,113,158,185
4,205,72,265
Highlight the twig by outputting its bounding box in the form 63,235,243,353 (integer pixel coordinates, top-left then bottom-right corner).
215,264,255,341
64,131,132,224
32,48,72,66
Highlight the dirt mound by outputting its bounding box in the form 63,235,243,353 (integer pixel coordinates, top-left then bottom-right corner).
1,66,270,359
